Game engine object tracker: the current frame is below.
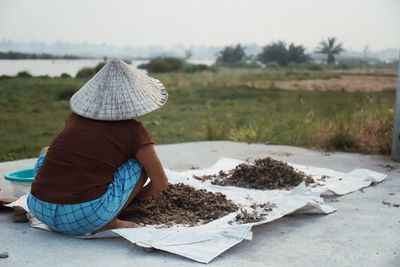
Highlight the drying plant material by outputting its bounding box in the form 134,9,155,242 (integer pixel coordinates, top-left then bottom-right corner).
0,197,16,212
12,207,28,223
0,251,9,259
231,202,276,224
119,183,238,227
194,157,314,190
308,175,333,188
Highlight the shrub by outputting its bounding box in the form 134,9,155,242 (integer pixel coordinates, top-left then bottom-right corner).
324,124,358,151
347,109,393,154
138,57,183,73
311,108,393,154
56,88,76,100
183,63,210,73
17,71,32,78
94,62,106,72
75,62,106,78
304,63,323,71
60,73,71,78
0,75,12,80
76,67,95,78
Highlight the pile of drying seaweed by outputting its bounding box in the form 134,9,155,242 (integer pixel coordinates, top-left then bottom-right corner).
119,183,238,227
194,157,314,190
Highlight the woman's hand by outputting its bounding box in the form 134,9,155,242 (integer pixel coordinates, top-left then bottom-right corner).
135,144,168,200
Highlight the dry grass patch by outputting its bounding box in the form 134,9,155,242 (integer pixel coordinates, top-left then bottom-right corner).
311,109,393,154
251,75,396,92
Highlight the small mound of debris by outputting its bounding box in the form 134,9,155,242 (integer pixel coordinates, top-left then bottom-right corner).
119,183,238,227
194,157,314,190
382,201,400,208
231,202,276,224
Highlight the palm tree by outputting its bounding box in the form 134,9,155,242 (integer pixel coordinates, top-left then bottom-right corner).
316,37,344,64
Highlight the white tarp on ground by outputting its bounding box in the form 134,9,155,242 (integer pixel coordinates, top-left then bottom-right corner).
7,157,387,263
175,158,388,196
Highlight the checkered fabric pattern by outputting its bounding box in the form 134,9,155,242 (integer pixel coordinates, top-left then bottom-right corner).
27,154,142,236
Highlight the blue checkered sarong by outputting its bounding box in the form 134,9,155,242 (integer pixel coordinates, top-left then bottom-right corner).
27,154,142,236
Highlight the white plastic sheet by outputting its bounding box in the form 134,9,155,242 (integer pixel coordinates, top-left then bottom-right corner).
288,163,387,195
7,157,387,263
174,157,387,196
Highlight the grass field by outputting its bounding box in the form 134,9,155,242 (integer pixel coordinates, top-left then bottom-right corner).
0,67,396,161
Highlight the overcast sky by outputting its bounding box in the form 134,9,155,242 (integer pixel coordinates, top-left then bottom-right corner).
0,0,399,51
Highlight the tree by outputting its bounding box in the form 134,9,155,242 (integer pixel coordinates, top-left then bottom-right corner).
257,41,287,66
257,41,309,66
316,37,344,64
216,44,246,65
287,44,310,64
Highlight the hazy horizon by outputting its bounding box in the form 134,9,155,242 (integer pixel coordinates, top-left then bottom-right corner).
0,0,399,52
1,39,399,62
1,39,399,53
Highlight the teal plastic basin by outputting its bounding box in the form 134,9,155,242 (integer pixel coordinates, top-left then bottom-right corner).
4,168,35,183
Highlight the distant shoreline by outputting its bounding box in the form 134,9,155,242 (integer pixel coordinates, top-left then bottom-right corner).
0,51,150,60
0,51,88,60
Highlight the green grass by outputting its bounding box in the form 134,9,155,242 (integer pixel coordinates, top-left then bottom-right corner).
0,69,395,161
145,86,394,145
151,67,339,90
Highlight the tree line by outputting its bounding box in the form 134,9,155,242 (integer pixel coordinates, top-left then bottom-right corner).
217,37,344,67
137,37,344,73
1,37,346,76
0,51,82,60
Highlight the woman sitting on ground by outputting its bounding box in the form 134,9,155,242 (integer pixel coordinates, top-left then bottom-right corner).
27,58,168,235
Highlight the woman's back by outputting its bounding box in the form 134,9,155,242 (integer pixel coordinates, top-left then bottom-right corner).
31,113,153,204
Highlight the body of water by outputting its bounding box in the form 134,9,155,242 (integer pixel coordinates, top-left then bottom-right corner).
0,59,149,77
0,59,214,77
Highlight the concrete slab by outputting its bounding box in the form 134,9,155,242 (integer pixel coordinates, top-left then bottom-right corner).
0,141,399,266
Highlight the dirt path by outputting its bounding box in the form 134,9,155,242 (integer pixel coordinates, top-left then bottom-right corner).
250,75,396,92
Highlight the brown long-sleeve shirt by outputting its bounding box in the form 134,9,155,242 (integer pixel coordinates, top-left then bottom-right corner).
31,113,153,204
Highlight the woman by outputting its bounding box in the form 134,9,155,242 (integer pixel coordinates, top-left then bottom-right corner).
27,58,168,235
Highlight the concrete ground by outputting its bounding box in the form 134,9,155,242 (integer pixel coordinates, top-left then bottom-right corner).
0,141,399,267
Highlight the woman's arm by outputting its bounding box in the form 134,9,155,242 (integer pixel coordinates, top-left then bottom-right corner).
40,146,49,155
135,144,168,200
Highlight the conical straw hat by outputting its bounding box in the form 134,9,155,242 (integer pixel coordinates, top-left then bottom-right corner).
70,58,168,120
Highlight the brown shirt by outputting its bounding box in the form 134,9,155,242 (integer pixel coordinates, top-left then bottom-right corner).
31,113,154,204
